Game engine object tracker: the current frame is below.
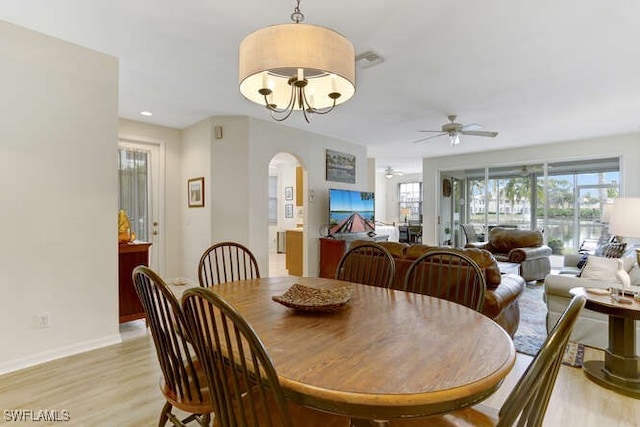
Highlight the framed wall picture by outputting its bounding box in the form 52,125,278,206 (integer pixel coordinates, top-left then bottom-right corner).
188,177,205,208
326,149,356,183
285,203,294,218
285,186,294,201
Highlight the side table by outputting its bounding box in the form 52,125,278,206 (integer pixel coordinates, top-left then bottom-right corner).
118,241,152,323
570,287,640,398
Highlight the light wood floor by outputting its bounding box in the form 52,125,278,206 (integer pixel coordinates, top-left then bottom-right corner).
269,251,288,277
1,320,637,426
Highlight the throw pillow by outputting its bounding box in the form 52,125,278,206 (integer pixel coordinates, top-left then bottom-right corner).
577,242,627,274
576,253,589,269
580,256,626,283
594,242,627,258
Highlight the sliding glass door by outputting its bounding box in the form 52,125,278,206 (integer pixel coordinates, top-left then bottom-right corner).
543,159,619,254
441,157,620,254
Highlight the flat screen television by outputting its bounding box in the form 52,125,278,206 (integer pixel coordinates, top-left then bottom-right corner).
328,189,375,235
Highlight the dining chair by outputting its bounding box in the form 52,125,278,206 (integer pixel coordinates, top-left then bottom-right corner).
335,242,396,288
181,287,350,427
387,294,586,426
404,249,485,312
132,266,213,427
198,241,260,287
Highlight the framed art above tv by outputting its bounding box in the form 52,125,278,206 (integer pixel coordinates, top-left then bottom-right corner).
326,149,356,183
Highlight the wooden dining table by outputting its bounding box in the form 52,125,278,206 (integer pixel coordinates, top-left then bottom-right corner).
203,276,515,422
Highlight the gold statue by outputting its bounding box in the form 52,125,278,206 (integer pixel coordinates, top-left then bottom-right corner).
118,210,136,243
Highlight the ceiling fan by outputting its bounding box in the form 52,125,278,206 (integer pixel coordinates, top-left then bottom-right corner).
384,166,404,179
413,115,498,146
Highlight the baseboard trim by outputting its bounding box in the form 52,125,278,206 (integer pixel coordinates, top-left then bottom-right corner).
0,334,122,376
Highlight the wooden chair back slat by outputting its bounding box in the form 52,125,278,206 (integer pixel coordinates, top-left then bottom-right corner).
497,294,586,426
335,243,396,288
182,287,292,427
198,241,260,287
132,266,211,425
404,249,486,312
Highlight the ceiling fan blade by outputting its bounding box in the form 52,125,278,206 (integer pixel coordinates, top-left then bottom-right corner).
412,133,447,143
418,130,445,133
460,130,498,137
460,123,482,131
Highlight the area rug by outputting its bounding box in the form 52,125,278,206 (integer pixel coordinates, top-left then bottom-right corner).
513,283,547,355
512,282,584,367
562,341,585,367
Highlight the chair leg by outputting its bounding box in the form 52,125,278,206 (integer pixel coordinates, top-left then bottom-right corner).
166,411,186,427
158,402,172,427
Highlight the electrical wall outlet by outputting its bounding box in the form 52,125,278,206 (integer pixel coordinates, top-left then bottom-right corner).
36,312,51,329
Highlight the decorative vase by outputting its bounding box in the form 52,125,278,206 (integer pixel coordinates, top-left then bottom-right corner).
615,259,631,290
118,209,135,243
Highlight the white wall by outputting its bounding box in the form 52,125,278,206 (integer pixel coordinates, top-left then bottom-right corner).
0,22,119,373
367,158,376,193
377,172,423,224
178,116,368,279
374,171,389,224
421,133,640,245
180,118,215,278
118,119,183,278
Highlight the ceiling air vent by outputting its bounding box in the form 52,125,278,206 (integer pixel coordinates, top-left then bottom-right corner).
356,51,384,69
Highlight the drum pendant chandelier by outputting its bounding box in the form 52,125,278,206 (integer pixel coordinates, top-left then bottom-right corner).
238,0,356,123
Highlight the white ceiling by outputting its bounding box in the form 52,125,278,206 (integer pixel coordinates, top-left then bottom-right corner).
3,0,640,174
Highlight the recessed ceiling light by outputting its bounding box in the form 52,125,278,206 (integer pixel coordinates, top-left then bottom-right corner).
140,111,153,117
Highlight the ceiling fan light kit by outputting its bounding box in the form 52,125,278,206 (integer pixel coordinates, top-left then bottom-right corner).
385,166,394,179
384,166,403,179
238,0,355,123
413,115,499,146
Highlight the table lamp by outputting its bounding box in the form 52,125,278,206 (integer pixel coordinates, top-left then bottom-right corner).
608,197,640,266
400,207,411,224
601,203,614,224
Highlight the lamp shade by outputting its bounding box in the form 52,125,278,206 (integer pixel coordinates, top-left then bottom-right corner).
608,197,640,238
239,23,355,110
601,203,614,223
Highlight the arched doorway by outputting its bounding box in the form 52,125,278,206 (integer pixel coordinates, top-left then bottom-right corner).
268,152,304,276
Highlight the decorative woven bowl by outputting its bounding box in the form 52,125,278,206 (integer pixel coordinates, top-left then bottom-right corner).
272,284,353,312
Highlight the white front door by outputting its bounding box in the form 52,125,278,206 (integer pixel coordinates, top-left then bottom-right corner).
118,140,165,274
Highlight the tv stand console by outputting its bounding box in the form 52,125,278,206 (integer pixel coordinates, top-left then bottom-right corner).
318,234,389,278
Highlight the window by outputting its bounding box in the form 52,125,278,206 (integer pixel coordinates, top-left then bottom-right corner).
268,176,277,224
399,181,422,223
118,147,149,241
544,158,620,254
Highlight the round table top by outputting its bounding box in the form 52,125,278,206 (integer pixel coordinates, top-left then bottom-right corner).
570,286,640,320
205,276,515,419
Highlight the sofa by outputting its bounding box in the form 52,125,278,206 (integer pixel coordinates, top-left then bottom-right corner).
467,227,552,282
544,252,640,352
350,240,526,337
